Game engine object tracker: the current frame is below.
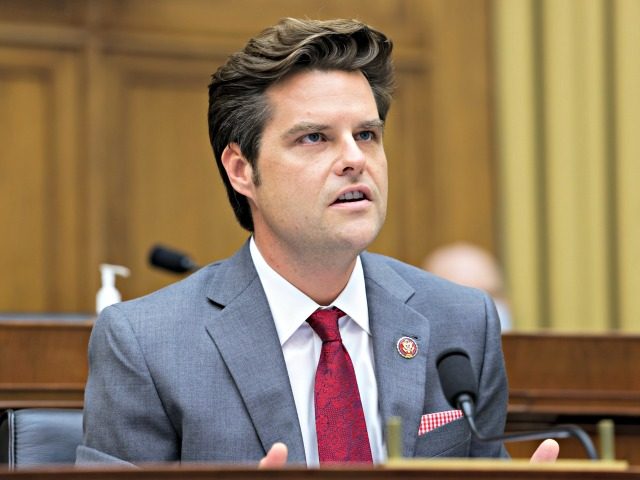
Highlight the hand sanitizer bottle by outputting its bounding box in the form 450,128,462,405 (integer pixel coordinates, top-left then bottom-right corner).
96,263,131,314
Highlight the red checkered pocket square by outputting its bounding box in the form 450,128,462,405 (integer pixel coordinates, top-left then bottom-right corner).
418,409,463,436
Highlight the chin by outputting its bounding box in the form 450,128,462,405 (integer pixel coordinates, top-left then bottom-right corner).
334,225,382,253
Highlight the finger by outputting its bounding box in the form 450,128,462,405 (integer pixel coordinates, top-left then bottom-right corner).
530,439,560,463
258,442,288,469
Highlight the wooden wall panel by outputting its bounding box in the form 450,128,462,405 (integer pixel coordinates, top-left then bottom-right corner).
423,0,496,252
0,50,48,311
0,47,84,311
615,0,640,331
100,54,248,297
96,0,427,47
370,70,433,263
0,0,495,312
494,0,640,331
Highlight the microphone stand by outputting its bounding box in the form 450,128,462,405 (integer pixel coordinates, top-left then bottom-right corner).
458,394,599,460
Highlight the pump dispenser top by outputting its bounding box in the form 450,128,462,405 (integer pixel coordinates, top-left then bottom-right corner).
96,263,130,314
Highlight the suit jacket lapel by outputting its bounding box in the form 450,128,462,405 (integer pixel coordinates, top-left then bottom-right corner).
362,254,430,458
203,242,306,463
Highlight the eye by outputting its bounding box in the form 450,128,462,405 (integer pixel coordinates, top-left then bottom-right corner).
298,132,325,144
355,130,376,141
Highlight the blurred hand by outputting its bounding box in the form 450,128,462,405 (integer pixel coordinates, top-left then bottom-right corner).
258,442,288,468
529,439,560,463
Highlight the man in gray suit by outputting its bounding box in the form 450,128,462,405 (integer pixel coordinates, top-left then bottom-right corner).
78,18,558,466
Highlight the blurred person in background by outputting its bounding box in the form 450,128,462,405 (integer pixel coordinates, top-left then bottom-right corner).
423,242,512,332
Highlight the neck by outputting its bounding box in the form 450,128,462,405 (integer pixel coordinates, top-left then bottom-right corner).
253,237,358,306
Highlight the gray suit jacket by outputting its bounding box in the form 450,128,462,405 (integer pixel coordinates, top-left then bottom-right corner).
77,242,508,465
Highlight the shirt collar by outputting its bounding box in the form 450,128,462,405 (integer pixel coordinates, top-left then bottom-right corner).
249,237,370,346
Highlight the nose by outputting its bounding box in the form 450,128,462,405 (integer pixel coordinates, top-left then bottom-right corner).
334,135,366,176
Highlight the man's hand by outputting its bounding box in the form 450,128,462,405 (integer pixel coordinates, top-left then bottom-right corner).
530,439,560,463
258,442,288,468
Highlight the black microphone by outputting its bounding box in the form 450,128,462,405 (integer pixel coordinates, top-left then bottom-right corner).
148,245,199,274
436,348,598,460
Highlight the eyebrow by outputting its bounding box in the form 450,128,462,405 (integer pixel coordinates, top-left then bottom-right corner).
359,119,385,131
281,119,385,140
282,122,330,140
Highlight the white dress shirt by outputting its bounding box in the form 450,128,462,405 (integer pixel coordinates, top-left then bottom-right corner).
249,238,384,466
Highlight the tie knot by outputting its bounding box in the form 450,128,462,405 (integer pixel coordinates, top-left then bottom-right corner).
307,308,344,342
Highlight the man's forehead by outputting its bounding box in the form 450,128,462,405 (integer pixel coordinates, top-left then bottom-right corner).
264,69,379,123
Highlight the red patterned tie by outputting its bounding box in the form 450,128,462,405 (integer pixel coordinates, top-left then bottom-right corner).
307,308,373,464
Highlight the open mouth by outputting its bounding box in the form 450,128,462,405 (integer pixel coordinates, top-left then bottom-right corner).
331,186,373,207
335,190,366,204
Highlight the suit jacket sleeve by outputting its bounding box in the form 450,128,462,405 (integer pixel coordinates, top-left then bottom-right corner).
469,293,509,458
78,305,179,464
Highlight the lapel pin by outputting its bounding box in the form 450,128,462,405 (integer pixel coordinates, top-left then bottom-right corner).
396,336,418,359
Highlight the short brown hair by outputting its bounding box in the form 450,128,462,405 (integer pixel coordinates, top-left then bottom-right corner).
208,18,395,231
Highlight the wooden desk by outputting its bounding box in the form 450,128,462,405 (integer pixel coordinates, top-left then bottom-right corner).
503,332,640,416
0,463,639,480
0,317,92,409
2,320,640,463
502,332,640,463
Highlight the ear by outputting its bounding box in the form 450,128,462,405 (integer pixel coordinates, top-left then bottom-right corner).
221,143,256,200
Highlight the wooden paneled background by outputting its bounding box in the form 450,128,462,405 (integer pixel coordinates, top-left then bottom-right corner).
494,0,640,331
0,0,495,313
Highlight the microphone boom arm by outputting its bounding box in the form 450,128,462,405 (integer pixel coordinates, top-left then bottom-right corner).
457,394,599,460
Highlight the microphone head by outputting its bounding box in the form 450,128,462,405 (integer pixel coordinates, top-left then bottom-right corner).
149,245,197,273
436,348,478,408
